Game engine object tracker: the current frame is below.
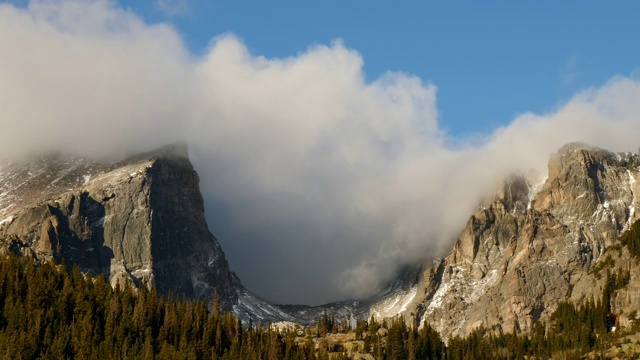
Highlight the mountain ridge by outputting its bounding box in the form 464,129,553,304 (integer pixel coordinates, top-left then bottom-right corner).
399,142,640,340
2,141,640,340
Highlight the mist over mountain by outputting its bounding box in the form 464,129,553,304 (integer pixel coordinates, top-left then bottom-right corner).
3,0,640,305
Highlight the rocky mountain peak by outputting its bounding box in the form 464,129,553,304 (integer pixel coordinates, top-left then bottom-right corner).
386,142,640,341
117,141,190,167
0,144,293,320
533,143,638,237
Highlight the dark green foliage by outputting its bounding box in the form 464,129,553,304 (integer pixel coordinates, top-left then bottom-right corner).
549,300,604,352
590,254,615,279
317,310,337,336
0,254,321,360
601,267,630,318
355,315,444,360
621,218,640,258
443,299,612,360
414,323,444,359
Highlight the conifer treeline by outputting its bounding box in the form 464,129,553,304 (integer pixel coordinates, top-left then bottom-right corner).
0,254,445,359
354,316,444,360
0,255,332,359
621,217,640,258
445,299,610,359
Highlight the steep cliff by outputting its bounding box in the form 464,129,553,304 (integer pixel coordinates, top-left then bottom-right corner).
389,142,640,340
0,144,290,321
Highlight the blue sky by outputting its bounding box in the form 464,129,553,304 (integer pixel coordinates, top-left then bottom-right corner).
124,1,640,137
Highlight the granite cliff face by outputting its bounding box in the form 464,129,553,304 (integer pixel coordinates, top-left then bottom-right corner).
386,142,640,340
0,144,291,321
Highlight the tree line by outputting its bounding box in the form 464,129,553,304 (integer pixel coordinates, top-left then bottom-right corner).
0,253,630,359
0,255,340,359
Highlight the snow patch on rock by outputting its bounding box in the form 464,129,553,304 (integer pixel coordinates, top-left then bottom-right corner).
369,285,418,320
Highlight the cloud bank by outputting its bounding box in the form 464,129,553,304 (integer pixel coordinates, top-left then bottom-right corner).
2,0,640,304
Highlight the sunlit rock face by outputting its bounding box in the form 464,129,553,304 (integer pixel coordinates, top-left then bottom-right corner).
391,142,640,341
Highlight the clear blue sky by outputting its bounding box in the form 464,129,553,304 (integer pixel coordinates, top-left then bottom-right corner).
121,1,640,138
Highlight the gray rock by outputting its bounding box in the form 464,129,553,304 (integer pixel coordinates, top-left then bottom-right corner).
389,142,640,341
0,144,269,316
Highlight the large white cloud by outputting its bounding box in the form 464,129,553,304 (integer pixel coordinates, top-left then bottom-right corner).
1,0,640,304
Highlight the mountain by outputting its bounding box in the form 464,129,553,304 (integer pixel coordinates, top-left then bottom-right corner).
271,137,640,340
276,264,424,327
2,141,640,341
0,143,292,323
376,142,640,340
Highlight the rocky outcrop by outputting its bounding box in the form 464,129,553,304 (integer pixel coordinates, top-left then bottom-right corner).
394,142,640,340
0,144,266,314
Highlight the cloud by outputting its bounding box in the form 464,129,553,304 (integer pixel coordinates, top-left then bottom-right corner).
0,0,192,158
155,0,190,16
2,1,640,305
560,54,580,88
